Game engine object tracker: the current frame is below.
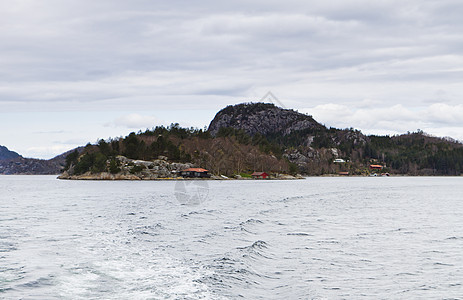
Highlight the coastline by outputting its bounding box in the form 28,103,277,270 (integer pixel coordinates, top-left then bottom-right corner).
57,171,304,181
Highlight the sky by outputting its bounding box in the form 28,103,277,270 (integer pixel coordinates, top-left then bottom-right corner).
1,0,463,159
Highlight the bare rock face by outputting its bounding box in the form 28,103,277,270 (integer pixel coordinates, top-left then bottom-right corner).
58,171,142,180
208,103,323,137
59,156,194,180
284,147,320,164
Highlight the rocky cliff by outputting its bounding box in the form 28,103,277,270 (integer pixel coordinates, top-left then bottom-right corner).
208,103,324,137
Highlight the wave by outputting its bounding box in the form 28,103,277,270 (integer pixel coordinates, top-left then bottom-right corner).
239,218,264,226
287,232,313,236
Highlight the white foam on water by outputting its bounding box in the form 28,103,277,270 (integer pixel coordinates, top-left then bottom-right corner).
55,252,220,299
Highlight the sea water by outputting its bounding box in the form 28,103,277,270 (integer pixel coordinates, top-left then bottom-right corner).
0,176,462,299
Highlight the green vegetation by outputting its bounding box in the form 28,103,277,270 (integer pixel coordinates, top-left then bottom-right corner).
67,124,204,175
109,159,121,174
364,132,463,175
288,162,299,175
65,123,292,177
129,165,145,174
64,150,79,170
239,172,252,178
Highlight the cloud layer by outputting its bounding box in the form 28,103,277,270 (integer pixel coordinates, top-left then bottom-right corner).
112,113,163,129
1,0,463,158
304,103,463,139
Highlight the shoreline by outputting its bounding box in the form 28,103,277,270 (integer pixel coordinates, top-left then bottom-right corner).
57,171,305,181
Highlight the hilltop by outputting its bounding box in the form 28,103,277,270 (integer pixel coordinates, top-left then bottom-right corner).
209,103,462,175
208,102,324,137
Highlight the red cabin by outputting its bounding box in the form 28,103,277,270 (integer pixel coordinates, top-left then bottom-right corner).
369,164,383,170
251,172,269,179
181,168,210,178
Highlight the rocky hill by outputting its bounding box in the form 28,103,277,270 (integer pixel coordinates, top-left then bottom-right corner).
207,103,463,176
208,103,324,137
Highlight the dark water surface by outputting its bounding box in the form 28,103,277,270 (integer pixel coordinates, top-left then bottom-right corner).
1,176,462,299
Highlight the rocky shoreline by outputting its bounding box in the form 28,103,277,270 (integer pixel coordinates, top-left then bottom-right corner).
58,155,303,180
57,172,304,180
57,173,304,180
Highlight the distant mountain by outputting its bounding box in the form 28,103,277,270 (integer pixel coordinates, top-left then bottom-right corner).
0,146,82,175
0,145,21,161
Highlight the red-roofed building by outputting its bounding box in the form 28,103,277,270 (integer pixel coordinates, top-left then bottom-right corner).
251,172,269,179
369,164,383,170
181,168,210,178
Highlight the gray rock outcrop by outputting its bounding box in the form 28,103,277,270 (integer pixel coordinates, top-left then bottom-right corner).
59,155,194,180
208,103,323,137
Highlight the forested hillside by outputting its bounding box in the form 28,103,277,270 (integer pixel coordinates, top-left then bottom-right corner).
209,103,463,176
64,124,290,177
61,102,463,177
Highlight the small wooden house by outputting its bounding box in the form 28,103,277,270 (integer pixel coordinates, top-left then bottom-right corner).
251,172,269,179
369,164,383,170
181,168,210,178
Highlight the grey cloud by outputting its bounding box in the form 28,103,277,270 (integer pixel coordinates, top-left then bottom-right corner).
1,0,463,143
2,1,460,79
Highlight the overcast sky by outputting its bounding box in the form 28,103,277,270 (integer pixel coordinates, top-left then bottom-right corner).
2,0,463,159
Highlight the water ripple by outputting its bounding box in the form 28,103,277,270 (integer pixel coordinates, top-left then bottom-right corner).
1,176,462,299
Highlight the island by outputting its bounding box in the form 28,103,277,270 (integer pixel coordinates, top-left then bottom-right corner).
3,102,462,178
